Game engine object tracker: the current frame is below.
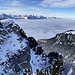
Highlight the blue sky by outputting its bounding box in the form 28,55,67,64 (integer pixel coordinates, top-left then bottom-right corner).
0,0,75,18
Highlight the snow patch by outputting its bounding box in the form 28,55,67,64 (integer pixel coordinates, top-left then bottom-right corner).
67,68,73,75
0,32,27,63
30,49,48,73
72,61,75,64
65,55,69,59
0,19,14,26
65,30,75,35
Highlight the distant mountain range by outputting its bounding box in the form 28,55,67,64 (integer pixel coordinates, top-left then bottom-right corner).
0,13,62,20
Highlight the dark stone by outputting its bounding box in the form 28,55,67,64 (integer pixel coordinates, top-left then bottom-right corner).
35,46,43,55
8,24,13,28
0,30,8,36
19,29,27,38
0,22,3,28
12,26,18,32
7,29,12,33
13,64,21,72
28,37,38,48
48,52,59,59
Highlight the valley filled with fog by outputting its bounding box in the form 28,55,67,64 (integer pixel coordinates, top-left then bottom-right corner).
14,19,75,40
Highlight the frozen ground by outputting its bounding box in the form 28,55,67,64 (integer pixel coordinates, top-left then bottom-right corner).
14,19,75,40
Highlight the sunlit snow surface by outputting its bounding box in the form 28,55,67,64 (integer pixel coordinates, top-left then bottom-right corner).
30,49,49,73
0,19,27,65
14,19,75,40
67,68,73,75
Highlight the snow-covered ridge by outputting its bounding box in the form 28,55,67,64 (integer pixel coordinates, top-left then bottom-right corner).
64,30,75,34
0,19,27,61
0,19,50,74
0,19,14,25
0,19,31,74
55,30,75,42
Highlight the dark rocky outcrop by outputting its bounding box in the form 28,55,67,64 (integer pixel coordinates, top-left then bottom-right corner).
28,37,38,49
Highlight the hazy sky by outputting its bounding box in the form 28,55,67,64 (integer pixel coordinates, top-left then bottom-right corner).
0,0,75,18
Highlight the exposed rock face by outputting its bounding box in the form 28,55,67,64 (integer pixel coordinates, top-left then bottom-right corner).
38,30,75,75
0,20,49,75
0,19,65,75
0,20,31,75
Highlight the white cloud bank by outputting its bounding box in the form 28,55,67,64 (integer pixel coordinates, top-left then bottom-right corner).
41,0,75,7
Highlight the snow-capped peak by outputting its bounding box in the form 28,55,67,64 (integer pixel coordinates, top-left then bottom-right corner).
0,19,14,24
64,30,75,34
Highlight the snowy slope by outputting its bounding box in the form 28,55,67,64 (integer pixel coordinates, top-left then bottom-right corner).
0,19,26,62
30,49,49,73
0,20,27,62
0,19,31,75
67,68,73,75
0,32,27,63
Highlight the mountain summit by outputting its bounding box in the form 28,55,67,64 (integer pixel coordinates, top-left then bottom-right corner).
0,19,32,74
